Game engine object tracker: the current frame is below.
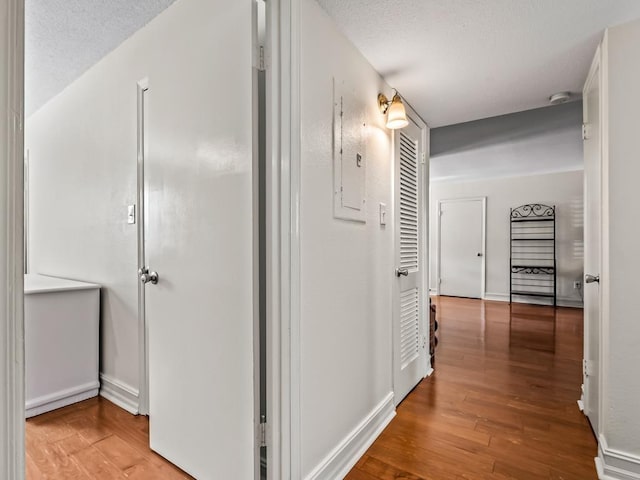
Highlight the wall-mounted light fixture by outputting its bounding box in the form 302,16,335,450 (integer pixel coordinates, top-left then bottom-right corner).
378,91,409,130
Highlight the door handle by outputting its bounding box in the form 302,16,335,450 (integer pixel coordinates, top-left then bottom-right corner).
396,268,409,277
585,274,599,284
477,253,483,257
140,267,159,285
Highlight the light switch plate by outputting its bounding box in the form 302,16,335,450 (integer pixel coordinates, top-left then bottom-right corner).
379,203,387,226
127,205,136,224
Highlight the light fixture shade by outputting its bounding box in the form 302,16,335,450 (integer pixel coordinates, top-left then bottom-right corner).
386,94,409,129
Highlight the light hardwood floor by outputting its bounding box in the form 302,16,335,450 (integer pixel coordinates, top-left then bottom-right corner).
26,296,596,479
26,397,192,479
345,296,598,480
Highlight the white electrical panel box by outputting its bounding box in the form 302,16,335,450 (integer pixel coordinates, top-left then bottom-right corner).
333,78,367,223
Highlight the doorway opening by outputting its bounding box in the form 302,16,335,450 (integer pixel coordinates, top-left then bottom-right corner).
21,1,267,479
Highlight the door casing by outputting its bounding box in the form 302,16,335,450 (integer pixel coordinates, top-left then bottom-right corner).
582,43,605,437
0,0,26,478
136,78,149,416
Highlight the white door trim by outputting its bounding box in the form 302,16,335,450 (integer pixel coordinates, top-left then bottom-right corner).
265,0,301,478
0,0,25,478
136,77,149,416
599,30,611,447
419,109,430,379
583,39,607,441
436,197,487,299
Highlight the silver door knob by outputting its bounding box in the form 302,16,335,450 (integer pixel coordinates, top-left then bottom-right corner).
140,271,159,285
396,268,409,277
585,274,599,284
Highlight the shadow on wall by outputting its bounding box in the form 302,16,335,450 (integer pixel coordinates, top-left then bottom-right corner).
431,101,583,157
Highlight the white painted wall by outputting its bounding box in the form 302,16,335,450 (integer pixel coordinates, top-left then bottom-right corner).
299,0,397,475
25,0,233,399
431,102,583,183
601,18,640,461
430,171,584,306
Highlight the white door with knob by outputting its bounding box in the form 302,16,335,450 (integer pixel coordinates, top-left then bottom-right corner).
583,50,602,434
393,115,429,404
438,198,486,299
138,1,257,478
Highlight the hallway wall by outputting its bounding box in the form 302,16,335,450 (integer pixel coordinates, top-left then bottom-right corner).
601,17,640,465
300,0,397,476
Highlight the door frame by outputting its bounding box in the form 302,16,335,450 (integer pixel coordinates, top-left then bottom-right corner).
264,0,300,478
391,105,430,404
436,197,487,299
136,77,149,416
1,1,285,478
582,42,607,439
0,0,26,478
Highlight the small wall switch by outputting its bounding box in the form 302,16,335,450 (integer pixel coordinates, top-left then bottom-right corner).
379,203,387,226
127,205,136,224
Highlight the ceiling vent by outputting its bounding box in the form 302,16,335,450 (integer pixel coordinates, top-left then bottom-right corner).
549,92,571,105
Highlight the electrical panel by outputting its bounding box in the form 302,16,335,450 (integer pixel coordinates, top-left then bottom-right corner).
333,78,367,223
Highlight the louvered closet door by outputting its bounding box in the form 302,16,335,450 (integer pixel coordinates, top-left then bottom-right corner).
393,117,427,404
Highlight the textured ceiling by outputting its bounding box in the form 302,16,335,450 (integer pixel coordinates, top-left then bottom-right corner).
25,0,177,116
316,0,640,127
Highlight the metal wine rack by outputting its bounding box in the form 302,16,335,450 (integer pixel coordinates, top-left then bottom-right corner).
510,204,556,306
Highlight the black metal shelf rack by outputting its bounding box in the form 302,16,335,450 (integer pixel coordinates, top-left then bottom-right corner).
510,204,556,306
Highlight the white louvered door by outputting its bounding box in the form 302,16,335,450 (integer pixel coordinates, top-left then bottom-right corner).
393,116,428,404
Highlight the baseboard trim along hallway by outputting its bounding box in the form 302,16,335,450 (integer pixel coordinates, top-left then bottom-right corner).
26,381,99,418
596,435,640,480
99,373,139,415
304,392,396,480
483,292,583,308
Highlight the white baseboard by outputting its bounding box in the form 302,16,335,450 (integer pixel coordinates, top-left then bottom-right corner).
483,292,510,302
304,392,395,480
26,381,99,418
99,373,139,415
596,435,640,479
482,292,583,308
557,298,584,308
578,384,585,412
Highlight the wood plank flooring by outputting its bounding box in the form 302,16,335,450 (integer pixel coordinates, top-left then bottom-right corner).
26,397,193,479
345,296,598,480
27,296,597,479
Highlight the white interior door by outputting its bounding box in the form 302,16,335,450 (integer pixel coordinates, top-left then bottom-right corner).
141,3,256,478
583,55,601,434
439,199,484,298
393,116,427,404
